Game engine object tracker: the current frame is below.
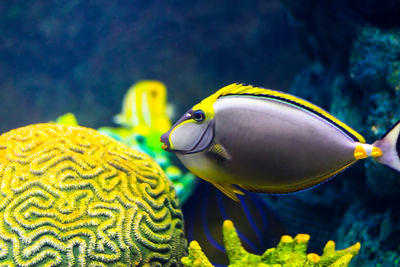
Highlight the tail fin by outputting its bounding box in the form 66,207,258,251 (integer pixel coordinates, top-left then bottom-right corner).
373,120,400,172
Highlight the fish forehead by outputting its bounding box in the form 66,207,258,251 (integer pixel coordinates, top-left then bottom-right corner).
212,96,357,187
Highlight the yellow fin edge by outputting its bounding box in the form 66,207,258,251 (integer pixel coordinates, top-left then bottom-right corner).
238,160,357,194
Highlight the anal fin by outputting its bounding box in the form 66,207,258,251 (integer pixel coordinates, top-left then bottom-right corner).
211,182,244,202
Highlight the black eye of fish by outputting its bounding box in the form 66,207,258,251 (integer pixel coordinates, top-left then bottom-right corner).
193,110,205,122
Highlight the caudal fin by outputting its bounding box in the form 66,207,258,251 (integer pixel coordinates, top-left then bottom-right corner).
373,120,400,172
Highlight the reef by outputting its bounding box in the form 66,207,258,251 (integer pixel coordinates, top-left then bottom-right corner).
3,1,400,265
350,27,400,198
335,202,400,266
182,220,360,267
0,123,187,266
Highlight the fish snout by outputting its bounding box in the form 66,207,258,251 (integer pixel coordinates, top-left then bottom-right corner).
160,132,171,151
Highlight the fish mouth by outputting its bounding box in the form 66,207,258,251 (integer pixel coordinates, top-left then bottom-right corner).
160,109,194,153
160,132,172,152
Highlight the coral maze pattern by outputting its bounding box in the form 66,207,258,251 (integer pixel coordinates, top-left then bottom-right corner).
0,123,186,266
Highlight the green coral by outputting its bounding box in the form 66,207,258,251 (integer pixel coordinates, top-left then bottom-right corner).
182,220,360,267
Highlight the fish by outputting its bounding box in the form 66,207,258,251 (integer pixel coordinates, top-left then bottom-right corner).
113,80,172,136
161,83,400,201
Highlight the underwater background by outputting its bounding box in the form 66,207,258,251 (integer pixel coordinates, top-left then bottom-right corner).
1,0,400,266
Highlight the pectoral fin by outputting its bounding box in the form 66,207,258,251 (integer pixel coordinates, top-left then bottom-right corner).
211,182,244,202
207,143,231,161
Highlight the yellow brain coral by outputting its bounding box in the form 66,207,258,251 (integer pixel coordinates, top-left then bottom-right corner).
0,123,186,266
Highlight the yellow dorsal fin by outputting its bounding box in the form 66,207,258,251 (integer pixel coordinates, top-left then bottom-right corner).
211,182,244,202
211,83,365,143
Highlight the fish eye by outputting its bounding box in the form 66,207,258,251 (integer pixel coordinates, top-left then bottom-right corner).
192,110,205,122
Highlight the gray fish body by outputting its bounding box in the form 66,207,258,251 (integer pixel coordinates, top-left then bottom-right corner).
178,96,357,193
162,83,399,200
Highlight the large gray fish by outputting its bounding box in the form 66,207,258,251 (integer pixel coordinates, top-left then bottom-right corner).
161,83,400,201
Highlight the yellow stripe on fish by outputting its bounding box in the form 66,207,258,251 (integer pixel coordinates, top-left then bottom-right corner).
193,83,365,143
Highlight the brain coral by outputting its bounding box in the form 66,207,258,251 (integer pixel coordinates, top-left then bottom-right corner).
0,123,186,266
